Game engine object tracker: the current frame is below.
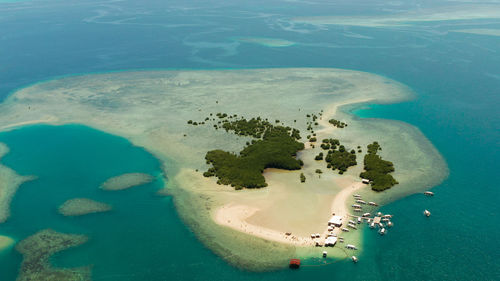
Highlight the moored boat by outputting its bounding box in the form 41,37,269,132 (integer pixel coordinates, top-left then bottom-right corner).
424,210,431,217
289,259,301,269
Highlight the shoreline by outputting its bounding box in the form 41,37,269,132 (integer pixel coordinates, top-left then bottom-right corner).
0,68,448,270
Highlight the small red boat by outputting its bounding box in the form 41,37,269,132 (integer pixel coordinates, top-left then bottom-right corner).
289,259,301,269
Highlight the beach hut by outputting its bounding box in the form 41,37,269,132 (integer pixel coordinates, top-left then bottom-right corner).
325,236,337,247
328,215,343,227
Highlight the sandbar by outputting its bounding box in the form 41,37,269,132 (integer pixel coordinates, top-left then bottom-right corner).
58,198,112,216
0,68,448,270
100,173,154,191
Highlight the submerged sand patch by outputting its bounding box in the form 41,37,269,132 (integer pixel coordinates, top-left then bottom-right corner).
100,173,154,191
0,235,15,251
0,68,448,270
451,29,500,37
233,37,296,47
292,5,500,27
0,142,36,223
58,198,112,216
15,229,90,281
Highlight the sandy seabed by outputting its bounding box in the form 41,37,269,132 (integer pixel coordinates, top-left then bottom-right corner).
0,68,448,270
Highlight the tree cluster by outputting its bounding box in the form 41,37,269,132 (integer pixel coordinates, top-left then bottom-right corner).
360,142,398,191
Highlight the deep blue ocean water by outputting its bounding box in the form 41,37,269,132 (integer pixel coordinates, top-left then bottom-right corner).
0,0,499,280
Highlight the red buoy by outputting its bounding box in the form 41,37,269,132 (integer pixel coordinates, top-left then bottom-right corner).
289,259,301,269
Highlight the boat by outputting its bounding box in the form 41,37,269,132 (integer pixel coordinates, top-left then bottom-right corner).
356,200,367,204
424,191,434,196
349,220,356,225
353,208,362,212
379,228,386,235
346,244,357,250
370,222,375,228
289,259,301,269
357,217,362,224
347,224,357,230
378,223,384,228
352,256,358,263
424,210,431,217
352,204,361,208
362,212,371,217
341,227,349,232
353,194,361,197
382,218,390,222
368,202,378,206
376,212,382,216
387,221,393,227
322,251,327,258
382,214,392,219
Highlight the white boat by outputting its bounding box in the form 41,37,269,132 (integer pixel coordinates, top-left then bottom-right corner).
376,212,382,216
352,204,361,208
353,208,362,212
368,202,378,206
362,212,371,217
424,210,431,217
370,222,375,228
349,220,356,225
352,256,358,263
341,227,349,232
382,218,390,222
387,221,393,227
357,217,362,224
348,224,357,229
346,244,357,250
378,223,384,228
382,214,393,219
379,228,386,235
353,194,361,197
424,191,434,196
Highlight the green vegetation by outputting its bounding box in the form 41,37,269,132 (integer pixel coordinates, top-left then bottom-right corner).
315,169,322,174
314,152,324,160
360,142,398,191
201,115,304,189
328,119,347,128
320,139,357,174
300,173,306,183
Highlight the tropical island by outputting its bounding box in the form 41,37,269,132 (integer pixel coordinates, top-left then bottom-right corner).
0,68,448,271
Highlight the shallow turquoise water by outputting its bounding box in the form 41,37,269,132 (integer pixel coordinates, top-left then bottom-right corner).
0,0,499,280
